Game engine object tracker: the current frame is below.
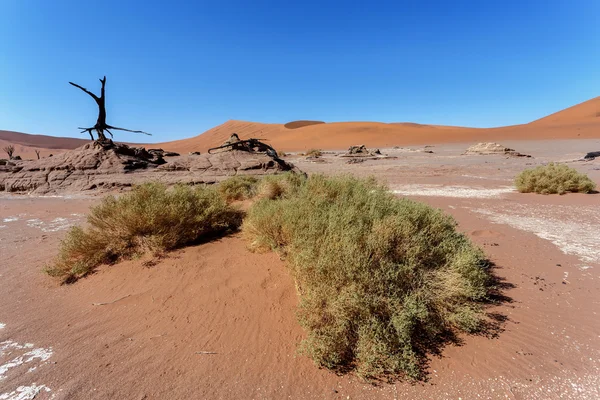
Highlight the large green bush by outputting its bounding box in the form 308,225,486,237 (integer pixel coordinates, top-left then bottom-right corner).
47,183,242,282
515,163,596,195
243,175,491,379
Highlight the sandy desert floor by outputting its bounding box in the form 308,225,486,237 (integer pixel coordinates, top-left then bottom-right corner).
1,139,599,399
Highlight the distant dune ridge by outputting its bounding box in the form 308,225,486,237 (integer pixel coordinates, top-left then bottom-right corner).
283,120,326,129
530,96,600,125
0,130,89,159
2,96,599,158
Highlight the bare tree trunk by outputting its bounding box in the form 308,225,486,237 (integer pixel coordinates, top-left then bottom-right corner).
69,76,151,141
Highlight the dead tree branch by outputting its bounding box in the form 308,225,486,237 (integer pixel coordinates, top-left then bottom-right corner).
69,76,151,141
3,145,15,159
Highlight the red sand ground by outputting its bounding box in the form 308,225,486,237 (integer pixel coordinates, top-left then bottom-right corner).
1,139,599,399
1,99,600,399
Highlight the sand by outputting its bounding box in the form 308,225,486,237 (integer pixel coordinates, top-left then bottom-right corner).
155,97,600,154
1,138,600,399
2,96,599,158
530,96,600,125
0,131,88,160
1,99,600,399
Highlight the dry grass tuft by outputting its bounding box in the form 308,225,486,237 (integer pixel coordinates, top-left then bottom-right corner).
255,173,306,200
515,163,596,195
46,183,242,282
217,176,259,201
305,149,323,158
242,174,492,380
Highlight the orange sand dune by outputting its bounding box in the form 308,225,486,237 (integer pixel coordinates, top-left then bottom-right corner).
0,139,66,160
157,96,600,153
158,118,600,154
0,130,88,150
2,96,599,156
530,96,600,125
0,130,88,160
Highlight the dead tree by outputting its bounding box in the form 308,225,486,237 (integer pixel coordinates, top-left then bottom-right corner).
3,145,15,159
35,149,41,159
69,76,151,141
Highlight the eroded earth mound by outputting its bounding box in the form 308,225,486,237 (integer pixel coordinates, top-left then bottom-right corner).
341,144,382,157
464,142,531,157
0,140,300,194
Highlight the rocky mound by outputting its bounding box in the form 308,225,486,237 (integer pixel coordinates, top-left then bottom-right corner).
341,144,382,157
0,141,300,194
464,142,531,157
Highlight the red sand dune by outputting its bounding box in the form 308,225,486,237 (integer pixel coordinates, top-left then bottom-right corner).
158,118,600,154
530,96,600,125
157,96,600,153
2,96,599,157
0,130,88,160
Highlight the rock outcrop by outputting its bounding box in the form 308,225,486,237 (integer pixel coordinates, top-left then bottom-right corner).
0,141,301,194
583,151,600,160
341,144,382,157
464,143,531,157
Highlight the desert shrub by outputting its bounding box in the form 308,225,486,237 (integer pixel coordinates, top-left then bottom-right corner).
243,175,491,380
515,163,596,195
255,172,306,200
305,149,322,158
46,183,243,282
218,176,259,201
279,151,288,157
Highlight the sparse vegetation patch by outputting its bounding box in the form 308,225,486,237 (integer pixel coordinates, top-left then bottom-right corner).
47,183,242,282
305,149,322,158
255,173,306,200
217,176,259,201
515,163,596,195
243,174,492,380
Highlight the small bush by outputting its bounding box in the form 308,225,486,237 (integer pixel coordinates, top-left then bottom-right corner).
305,149,322,158
256,172,306,200
46,183,242,282
515,163,596,195
243,175,491,380
218,176,259,201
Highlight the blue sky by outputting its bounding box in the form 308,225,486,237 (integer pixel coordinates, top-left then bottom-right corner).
0,0,599,142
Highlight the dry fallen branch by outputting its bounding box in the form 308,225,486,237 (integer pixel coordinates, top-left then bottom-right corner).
195,351,218,355
92,294,132,306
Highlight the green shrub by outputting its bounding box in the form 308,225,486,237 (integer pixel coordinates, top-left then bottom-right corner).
218,176,259,201
46,183,243,282
243,175,491,380
515,163,596,195
305,149,322,158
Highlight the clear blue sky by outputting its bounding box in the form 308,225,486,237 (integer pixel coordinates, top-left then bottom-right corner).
1,1,599,143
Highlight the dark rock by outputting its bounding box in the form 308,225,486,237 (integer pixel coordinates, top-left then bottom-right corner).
584,151,600,160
